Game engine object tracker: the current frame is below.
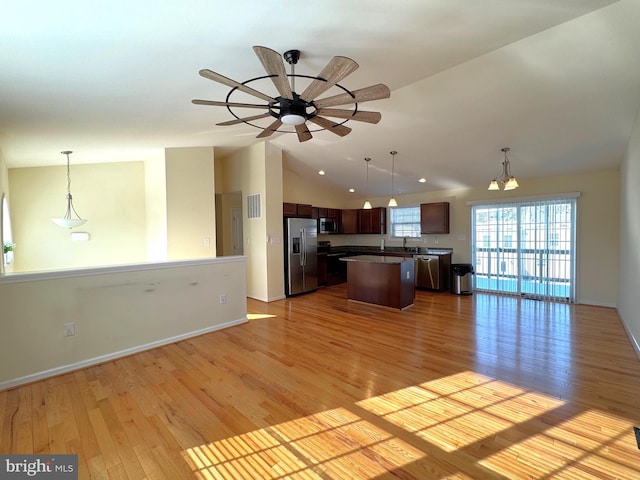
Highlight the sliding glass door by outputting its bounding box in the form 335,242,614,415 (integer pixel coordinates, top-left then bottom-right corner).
471,195,577,302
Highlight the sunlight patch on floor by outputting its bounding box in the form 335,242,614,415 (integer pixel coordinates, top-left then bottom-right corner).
247,313,277,321
480,408,640,479
182,406,424,479
182,371,639,479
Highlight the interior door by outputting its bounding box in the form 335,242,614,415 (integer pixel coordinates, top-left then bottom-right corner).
231,208,243,255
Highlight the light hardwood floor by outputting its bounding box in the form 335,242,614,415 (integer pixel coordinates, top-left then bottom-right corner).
1,285,640,479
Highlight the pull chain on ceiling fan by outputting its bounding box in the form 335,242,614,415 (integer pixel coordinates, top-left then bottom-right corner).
192,46,390,142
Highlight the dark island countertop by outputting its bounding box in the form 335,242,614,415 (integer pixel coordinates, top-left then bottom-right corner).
340,255,411,264
330,246,452,256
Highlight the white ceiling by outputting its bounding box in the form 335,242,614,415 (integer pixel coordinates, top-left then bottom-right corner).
1,0,639,198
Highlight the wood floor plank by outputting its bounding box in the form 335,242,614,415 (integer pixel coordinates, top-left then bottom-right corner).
1,286,640,478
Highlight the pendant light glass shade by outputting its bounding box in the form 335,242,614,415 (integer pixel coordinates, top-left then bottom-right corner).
488,147,519,191
51,151,87,229
388,150,398,207
363,157,372,209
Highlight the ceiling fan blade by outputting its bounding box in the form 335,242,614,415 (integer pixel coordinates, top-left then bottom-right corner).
256,118,283,138
198,69,275,102
299,56,359,102
307,116,352,137
253,46,293,100
316,108,381,124
192,99,270,109
314,84,391,108
295,124,312,142
216,113,273,126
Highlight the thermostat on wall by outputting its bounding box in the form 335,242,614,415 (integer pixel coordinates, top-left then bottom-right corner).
70,231,90,241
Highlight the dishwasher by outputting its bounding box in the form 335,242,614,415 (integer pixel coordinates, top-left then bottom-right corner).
414,254,440,290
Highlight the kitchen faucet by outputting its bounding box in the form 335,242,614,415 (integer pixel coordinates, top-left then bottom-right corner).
403,237,408,250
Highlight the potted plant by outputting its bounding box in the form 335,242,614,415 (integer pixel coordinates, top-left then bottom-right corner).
3,241,15,265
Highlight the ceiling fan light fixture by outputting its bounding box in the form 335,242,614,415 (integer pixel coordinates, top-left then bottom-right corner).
280,113,306,126
192,46,390,142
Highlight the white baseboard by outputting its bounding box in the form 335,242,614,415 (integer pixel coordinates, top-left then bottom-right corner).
0,317,248,391
247,294,286,302
618,312,640,361
577,299,617,308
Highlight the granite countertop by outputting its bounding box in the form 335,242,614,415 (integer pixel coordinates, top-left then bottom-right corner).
331,246,452,256
340,255,412,264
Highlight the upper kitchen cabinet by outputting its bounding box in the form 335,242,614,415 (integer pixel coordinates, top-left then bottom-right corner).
420,202,450,234
358,207,387,234
340,209,358,234
283,203,313,218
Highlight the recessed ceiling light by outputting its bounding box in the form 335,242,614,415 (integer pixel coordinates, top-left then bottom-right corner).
349,188,355,193
318,170,325,175
418,177,427,183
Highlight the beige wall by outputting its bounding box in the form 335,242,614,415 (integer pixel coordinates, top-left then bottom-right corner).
0,257,247,389
165,147,216,260
0,149,10,275
9,161,147,271
144,154,168,261
264,143,285,301
302,168,619,307
283,168,349,207
618,106,640,357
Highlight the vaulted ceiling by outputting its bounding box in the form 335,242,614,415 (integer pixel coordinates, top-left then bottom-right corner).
1,0,639,198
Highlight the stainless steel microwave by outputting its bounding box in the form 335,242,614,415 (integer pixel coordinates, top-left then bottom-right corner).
319,217,338,234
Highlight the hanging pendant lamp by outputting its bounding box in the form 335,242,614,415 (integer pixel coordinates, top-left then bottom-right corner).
388,150,398,207
488,147,519,191
51,151,88,229
363,157,372,209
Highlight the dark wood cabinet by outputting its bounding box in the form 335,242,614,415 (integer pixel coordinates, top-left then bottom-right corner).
283,202,313,218
283,202,297,217
358,207,386,234
296,203,312,217
420,202,450,234
340,209,358,234
327,208,339,219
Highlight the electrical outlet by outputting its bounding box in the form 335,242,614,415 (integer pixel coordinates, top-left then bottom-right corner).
219,294,227,304
63,322,75,337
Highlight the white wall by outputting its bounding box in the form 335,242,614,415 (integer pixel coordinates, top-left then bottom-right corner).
618,106,640,357
0,257,247,390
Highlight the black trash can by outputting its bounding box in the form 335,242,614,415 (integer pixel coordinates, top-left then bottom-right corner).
451,263,474,295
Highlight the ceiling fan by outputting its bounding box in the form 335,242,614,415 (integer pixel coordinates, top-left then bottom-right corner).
191,46,390,142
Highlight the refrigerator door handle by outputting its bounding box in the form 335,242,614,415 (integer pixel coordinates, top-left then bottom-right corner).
301,228,306,266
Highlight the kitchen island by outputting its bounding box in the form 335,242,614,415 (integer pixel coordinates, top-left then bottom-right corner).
341,255,415,309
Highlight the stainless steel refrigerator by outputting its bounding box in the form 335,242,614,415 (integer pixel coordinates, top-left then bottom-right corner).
284,218,318,296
